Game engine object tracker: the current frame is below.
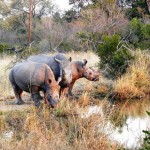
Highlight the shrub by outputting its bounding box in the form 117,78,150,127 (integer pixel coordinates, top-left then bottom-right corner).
125,8,142,20
114,50,150,99
123,18,150,50
58,41,73,52
96,34,133,78
0,43,9,53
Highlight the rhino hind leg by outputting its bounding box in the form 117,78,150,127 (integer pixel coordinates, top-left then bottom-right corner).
13,85,24,105
9,71,24,105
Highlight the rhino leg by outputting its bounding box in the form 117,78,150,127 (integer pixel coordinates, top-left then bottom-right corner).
59,88,63,97
32,93,41,107
62,88,70,97
68,81,75,96
59,87,69,97
9,71,24,105
13,85,24,105
31,86,42,107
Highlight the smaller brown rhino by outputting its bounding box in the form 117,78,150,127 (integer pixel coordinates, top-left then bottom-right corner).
61,59,100,96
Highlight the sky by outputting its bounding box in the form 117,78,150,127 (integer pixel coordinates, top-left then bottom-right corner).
53,0,72,12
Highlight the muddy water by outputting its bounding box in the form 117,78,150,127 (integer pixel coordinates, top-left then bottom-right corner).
82,98,150,149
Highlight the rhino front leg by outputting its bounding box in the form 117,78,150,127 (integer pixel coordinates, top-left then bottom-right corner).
31,86,42,107
68,81,75,96
59,87,69,97
32,93,41,107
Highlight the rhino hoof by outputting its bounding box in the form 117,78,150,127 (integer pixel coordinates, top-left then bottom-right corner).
16,100,25,105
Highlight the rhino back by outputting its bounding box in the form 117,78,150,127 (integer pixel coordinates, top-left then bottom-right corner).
54,53,66,60
28,54,60,80
12,62,53,92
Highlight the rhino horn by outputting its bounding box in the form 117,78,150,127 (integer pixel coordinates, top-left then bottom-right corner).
57,77,62,84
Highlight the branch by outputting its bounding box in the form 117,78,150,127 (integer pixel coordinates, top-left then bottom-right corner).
53,38,64,51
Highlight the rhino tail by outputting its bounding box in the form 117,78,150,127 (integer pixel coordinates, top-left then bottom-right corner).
9,70,16,86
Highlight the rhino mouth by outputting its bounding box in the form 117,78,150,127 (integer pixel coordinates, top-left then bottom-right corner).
47,94,58,108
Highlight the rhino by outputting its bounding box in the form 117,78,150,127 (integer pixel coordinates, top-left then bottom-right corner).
9,61,61,107
27,54,72,96
61,59,100,96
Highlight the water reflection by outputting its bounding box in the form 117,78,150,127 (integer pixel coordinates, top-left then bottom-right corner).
109,116,150,149
81,98,150,149
107,98,150,149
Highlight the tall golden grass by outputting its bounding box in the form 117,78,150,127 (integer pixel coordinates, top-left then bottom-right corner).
0,100,121,150
114,50,150,99
0,55,15,100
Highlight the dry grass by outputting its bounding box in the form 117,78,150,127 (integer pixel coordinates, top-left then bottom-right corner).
0,52,122,150
114,50,150,99
0,55,15,100
0,100,121,150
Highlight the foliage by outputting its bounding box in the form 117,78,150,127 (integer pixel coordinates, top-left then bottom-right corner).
58,41,73,51
124,18,150,50
125,0,150,20
113,50,150,99
96,34,133,78
125,8,142,20
140,111,150,150
63,9,78,22
0,43,9,53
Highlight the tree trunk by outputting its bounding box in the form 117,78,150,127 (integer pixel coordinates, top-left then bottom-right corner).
146,0,150,13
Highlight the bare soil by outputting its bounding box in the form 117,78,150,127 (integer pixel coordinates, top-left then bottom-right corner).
0,94,34,112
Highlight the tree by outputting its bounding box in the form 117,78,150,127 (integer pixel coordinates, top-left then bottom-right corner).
0,0,54,45
125,0,150,20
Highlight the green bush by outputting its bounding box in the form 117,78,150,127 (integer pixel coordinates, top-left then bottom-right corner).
125,0,149,20
0,43,9,53
125,8,142,20
123,18,150,50
58,42,73,51
96,34,133,78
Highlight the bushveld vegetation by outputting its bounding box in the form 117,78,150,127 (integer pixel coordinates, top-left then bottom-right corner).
0,0,150,149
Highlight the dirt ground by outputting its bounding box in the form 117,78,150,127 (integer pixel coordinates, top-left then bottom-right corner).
0,94,34,112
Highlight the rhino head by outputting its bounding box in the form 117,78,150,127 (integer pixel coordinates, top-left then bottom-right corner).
45,78,61,108
55,57,72,87
82,59,100,81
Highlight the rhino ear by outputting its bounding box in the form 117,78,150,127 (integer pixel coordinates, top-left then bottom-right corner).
83,59,87,65
69,57,72,62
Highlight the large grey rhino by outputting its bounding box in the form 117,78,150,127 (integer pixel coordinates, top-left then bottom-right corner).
27,54,72,93
27,54,72,95
9,61,60,107
64,59,100,96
